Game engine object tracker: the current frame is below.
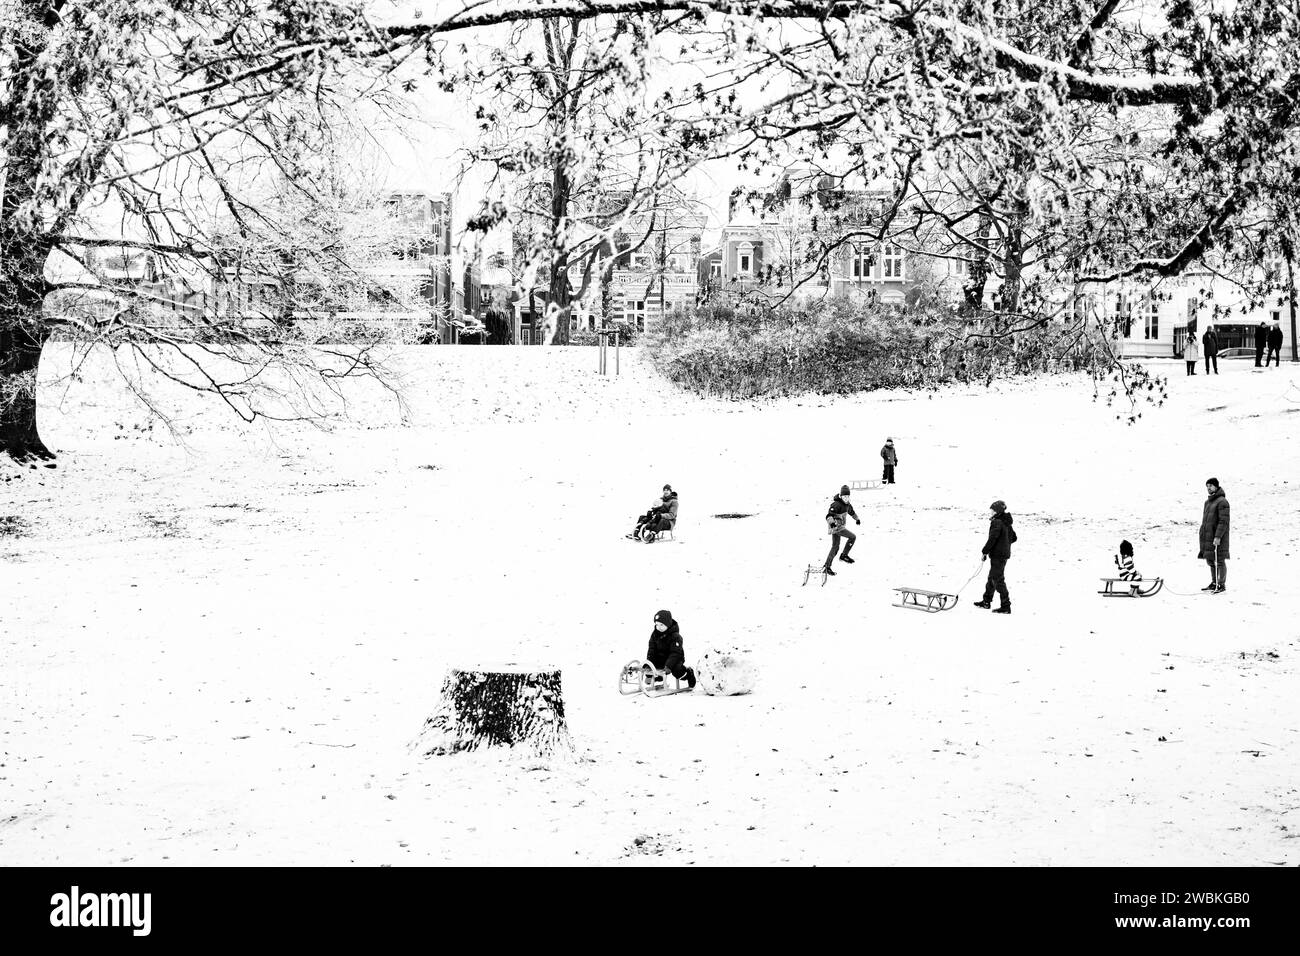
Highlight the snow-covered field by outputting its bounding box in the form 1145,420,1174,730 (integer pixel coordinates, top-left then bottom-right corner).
3,345,1297,866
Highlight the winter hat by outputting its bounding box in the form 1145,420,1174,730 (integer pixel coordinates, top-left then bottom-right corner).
886,438,894,443
840,484,851,495
663,484,673,493
1205,477,1219,488
990,500,1007,512
653,610,673,627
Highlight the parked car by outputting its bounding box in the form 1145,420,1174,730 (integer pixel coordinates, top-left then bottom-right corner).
1216,347,1255,360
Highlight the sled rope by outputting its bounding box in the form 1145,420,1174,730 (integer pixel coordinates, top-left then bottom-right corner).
953,559,985,595
1164,544,1224,597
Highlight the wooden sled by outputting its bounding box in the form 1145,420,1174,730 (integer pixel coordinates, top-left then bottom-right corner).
849,479,883,491
1098,577,1164,598
893,587,959,612
618,659,692,698
803,564,829,587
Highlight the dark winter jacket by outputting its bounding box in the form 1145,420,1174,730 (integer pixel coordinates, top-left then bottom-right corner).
826,493,859,532
1269,325,1285,350
1198,487,1231,560
652,492,679,528
647,618,684,668
982,512,1017,559
1255,324,1269,348
880,443,898,466
1202,328,1219,356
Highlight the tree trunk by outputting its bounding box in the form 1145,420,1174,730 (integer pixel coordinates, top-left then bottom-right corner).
1000,208,1025,315
963,205,993,312
411,665,572,757
0,322,54,465
1288,256,1298,362
548,159,573,346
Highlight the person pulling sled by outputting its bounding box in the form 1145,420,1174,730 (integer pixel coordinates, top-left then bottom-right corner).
973,500,1016,614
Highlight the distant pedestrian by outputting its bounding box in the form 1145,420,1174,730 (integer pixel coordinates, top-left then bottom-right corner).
1266,320,1284,367
1183,334,1198,375
1202,326,1220,375
822,484,861,576
880,438,898,484
1197,478,1230,594
973,500,1016,614
1254,321,1268,367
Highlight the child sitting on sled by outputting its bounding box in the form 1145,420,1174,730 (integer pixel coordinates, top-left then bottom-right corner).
647,609,696,688
1114,539,1142,594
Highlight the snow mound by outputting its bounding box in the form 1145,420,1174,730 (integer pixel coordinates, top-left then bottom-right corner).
695,647,757,696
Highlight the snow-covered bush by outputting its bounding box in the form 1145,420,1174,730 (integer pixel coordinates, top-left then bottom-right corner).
643,300,1110,399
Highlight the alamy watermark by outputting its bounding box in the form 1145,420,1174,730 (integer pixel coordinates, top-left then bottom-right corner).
49,886,151,937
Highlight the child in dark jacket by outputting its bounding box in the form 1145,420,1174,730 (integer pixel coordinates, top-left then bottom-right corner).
822,484,861,575
647,609,696,688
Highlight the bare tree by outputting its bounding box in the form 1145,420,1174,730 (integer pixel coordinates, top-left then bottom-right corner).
0,0,426,464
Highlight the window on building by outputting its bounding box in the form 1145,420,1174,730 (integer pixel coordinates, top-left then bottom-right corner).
738,243,753,275
710,261,722,278
951,257,968,277
631,252,650,270
852,247,873,280
1138,292,1159,340
882,245,904,280
631,299,646,332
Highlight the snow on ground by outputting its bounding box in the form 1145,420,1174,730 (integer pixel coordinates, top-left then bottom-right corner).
2,345,1298,865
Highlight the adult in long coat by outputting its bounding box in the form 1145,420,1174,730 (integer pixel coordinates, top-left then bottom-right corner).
1254,322,1269,367
1267,321,1284,367
1202,326,1220,375
1197,478,1230,592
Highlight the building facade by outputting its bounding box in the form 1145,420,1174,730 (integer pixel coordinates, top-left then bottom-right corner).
1073,265,1297,360
700,176,967,311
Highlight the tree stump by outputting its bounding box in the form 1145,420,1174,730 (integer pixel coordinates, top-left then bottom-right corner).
411,665,573,757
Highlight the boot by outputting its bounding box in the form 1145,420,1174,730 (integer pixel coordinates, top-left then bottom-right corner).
993,605,1011,614
1200,583,1217,591
839,554,855,564
823,566,836,576
685,668,697,689
973,600,992,609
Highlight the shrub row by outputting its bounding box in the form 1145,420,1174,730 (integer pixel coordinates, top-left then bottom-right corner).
642,302,1109,399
